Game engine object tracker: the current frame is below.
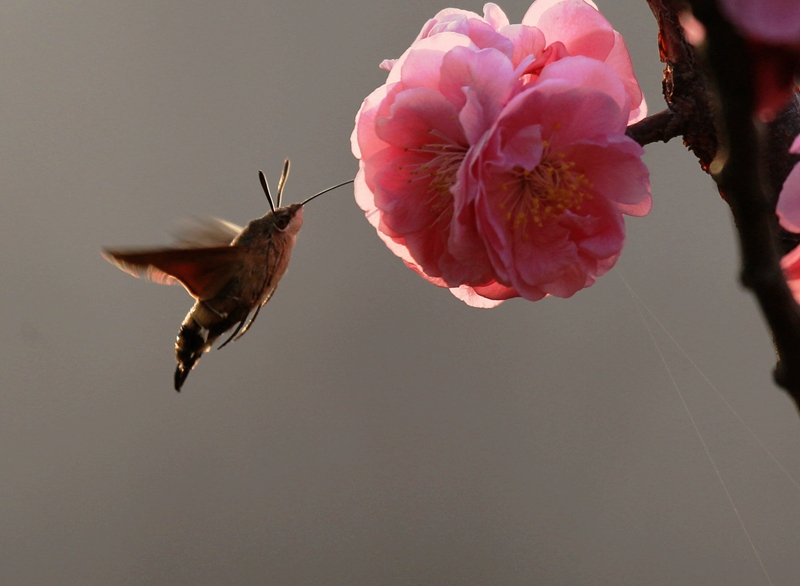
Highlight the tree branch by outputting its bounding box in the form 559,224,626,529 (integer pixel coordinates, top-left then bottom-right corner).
645,0,800,410
646,0,718,169
626,108,684,146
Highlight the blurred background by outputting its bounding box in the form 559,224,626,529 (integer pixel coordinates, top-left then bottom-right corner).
2,1,799,584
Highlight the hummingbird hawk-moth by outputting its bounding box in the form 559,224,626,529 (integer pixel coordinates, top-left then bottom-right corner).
103,159,352,391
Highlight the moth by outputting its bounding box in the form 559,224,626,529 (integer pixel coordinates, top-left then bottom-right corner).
103,159,351,391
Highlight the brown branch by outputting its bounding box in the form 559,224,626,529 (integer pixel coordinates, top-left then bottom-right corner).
626,108,685,146
647,0,800,410
691,0,800,407
646,0,719,169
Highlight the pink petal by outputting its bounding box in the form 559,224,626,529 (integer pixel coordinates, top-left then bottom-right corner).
375,87,466,149
777,150,800,233
560,197,626,261
524,0,599,18
353,163,378,223
523,0,615,62
604,32,647,123
482,3,510,30
520,41,570,82
351,84,393,160
448,282,517,307
781,244,800,302
500,86,624,156
354,166,421,268
438,47,521,143
536,57,630,126
499,24,548,69
387,33,475,86
565,137,651,216
413,6,514,58
415,8,483,42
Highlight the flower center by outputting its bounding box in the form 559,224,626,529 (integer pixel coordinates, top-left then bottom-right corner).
404,137,467,220
501,148,592,230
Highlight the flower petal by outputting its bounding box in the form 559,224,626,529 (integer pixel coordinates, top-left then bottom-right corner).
776,136,800,232
523,0,614,62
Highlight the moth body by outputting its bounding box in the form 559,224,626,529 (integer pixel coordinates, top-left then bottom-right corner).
171,203,304,389
101,160,349,391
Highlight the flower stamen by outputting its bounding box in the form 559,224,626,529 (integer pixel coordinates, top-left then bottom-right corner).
503,150,593,231
404,137,468,223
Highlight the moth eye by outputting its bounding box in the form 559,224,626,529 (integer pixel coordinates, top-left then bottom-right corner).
275,215,291,230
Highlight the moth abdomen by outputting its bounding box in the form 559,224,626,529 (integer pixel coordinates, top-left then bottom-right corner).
174,318,206,391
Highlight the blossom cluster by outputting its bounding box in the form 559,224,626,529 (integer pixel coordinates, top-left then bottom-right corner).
352,0,651,307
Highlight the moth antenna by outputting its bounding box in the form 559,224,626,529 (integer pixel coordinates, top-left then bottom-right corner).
299,179,355,206
259,170,275,213
276,158,290,208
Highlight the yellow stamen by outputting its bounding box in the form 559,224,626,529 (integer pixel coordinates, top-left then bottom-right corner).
500,148,593,233
405,136,467,225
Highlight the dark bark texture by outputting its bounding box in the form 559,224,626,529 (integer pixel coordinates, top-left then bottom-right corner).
631,0,800,411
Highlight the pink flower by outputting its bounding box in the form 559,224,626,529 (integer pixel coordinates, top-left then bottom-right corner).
388,1,646,124
776,135,800,233
352,34,523,292
776,135,800,299
452,57,651,301
377,4,518,79
521,0,646,123
411,3,514,54
781,245,800,302
352,1,649,307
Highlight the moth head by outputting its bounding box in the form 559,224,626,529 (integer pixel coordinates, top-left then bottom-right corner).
273,203,304,235
257,157,352,234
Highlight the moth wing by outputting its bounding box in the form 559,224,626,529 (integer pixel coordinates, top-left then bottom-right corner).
172,217,243,247
102,246,246,300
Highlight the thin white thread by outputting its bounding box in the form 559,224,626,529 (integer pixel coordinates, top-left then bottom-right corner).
622,275,800,495
616,268,774,586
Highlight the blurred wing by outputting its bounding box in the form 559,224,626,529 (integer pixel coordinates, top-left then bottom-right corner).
172,217,243,247
102,246,246,300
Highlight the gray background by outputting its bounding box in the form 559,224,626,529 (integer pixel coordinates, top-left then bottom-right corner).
2,1,800,584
